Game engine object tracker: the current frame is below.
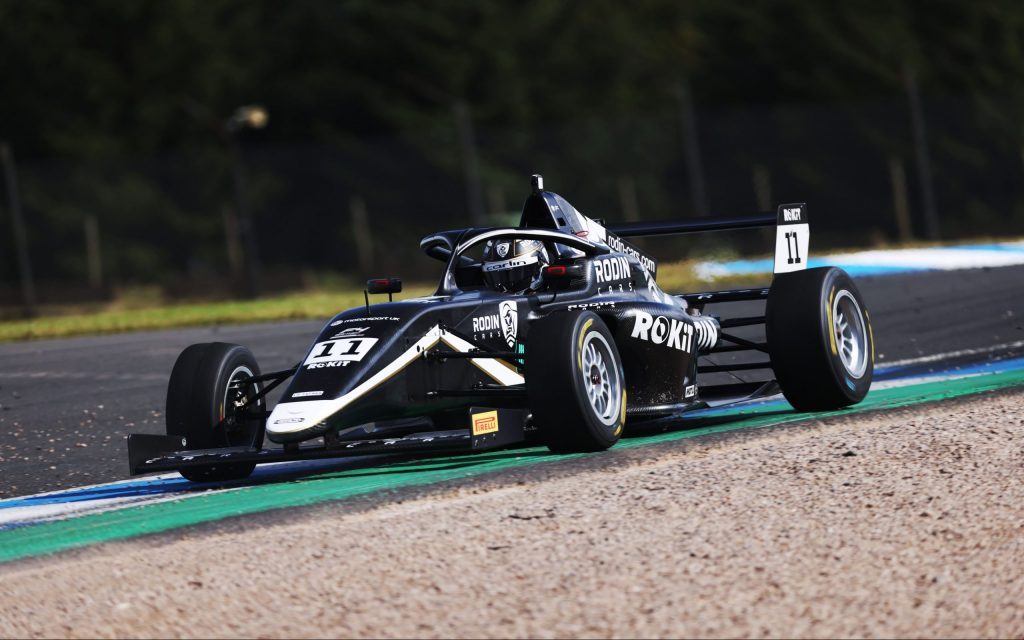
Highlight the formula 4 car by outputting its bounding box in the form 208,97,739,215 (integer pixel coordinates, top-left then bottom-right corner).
128,175,874,481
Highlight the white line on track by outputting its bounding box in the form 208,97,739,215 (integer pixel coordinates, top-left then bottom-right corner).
877,340,1024,368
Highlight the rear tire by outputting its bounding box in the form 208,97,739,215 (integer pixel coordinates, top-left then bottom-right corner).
766,267,874,411
526,311,626,453
166,342,265,482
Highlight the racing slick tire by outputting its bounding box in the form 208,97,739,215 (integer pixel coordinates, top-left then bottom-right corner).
766,267,874,411
166,342,265,482
526,311,627,453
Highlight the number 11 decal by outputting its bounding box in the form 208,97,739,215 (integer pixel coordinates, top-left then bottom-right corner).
785,231,802,264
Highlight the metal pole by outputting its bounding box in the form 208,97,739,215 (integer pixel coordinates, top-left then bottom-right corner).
904,61,940,240
84,214,102,288
676,79,710,217
887,155,914,242
229,137,261,298
752,165,772,212
453,100,486,226
221,204,243,277
1,143,37,316
349,195,374,274
617,176,641,223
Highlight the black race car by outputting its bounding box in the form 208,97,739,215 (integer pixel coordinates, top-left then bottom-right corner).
128,175,874,481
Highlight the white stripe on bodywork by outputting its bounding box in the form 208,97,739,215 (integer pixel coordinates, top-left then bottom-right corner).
454,228,600,255
267,325,525,436
437,329,524,386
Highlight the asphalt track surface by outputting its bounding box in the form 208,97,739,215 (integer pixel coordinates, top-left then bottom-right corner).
1,265,1022,499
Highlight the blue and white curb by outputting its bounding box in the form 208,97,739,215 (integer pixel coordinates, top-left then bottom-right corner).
696,240,1024,278
2,346,1022,532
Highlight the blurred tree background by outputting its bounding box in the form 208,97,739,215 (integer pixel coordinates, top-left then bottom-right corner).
2,0,1024,305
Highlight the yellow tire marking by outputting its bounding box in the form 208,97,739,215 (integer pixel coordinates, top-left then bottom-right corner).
827,287,838,356
866,309,875,364
578,318,594,371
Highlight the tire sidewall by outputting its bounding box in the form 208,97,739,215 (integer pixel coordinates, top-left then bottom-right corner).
817,269,873,403
166,342,264,481
205,347,264,449
567,312,626,447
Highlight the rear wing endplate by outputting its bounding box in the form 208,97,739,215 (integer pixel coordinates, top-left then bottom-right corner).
605,203,809,275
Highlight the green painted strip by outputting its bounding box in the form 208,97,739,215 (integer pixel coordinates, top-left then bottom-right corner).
1,369,1022,564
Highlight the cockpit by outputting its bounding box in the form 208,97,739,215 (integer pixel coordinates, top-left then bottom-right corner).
420,175,610,295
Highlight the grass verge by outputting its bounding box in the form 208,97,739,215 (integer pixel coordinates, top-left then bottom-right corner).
0,260,763,343
0,288,435,343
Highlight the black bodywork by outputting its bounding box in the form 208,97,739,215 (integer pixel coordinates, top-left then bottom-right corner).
127,177,788,475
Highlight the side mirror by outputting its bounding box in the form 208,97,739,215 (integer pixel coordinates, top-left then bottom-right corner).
367,278,402,295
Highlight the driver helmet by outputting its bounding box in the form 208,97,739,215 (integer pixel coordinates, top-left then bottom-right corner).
481,237,549,293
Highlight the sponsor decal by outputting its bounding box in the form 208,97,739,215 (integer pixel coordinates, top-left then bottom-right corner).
566,301,616,311
472,304,519,345
597,282,633,295
496,241,510,258
630,311,693,352
482,255,538,272
605,233,658,278
499,300,518,348
304,338,379,369
594,256,631,284
273,417,305,424
472,312,500,334
471,410,499,436
692,316,720,351
684,384,697,399
292,390,324,398
783,207,802,222
330,326,371,339
331,316,399,326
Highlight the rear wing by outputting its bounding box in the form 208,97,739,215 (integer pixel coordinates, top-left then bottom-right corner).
517,175,808,280
604,203,809,277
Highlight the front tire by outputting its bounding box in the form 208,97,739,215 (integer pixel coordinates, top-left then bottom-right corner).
166,342,265,482
526,311,627,453
766,267,874,411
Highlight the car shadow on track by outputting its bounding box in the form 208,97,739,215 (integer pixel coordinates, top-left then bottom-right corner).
625,408,797,437
20,409,800,504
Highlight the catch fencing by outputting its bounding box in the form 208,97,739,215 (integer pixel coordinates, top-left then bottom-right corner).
1,92,1022,307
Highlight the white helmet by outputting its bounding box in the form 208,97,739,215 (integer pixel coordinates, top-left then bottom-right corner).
481,238,549,293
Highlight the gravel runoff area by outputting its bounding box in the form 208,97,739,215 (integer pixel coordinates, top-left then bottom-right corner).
1,389,1022,639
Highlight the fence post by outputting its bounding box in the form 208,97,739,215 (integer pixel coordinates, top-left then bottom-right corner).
903,61,940,240
221,204,243,277
453,100,485,226
486,185,507,221
84,214,102,288
229,138,261,298
887,156,914,242
349,195,374,275
752,164,772,212
1,142,37,316
675,79,710,217
617,175,641,223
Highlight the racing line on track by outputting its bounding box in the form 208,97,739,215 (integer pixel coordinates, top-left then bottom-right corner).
1,349,1022,565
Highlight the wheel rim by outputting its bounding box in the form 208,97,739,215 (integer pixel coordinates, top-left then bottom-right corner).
580,331,622,426
832,290,868,379
222,365,261,447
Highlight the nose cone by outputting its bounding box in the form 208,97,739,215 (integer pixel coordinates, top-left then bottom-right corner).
266,400,338,440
